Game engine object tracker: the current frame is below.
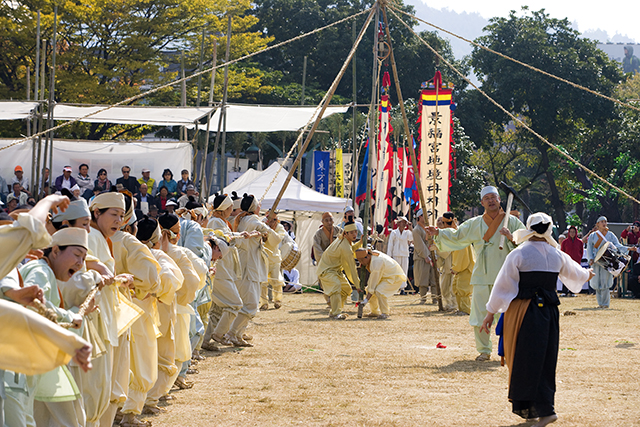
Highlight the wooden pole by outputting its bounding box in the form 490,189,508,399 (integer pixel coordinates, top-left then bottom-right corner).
351,19,358,213
381,6,443,311
220,15,232,189
46,6,58,196
268,6,376,215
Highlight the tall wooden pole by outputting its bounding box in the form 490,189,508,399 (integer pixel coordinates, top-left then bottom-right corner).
381,6,443,310
268,6,376,215
351,19,358,211
46,6,58,196
199,42,217,200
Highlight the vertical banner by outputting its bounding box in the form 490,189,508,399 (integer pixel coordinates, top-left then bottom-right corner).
342,152,353,199
419,72,452,224
401,146,410,216
313,150,330,195
375,94,392,229
335,148,344,197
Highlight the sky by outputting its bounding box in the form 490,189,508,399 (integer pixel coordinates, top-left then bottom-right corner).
416,1,640,43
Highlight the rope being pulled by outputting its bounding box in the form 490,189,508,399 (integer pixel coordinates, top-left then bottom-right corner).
387,7,640,206
0,8,372,153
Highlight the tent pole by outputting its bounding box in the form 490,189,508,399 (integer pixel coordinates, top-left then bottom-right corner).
180,51,187,141
196,28,205,107
199,113,212,201
219,15,232,189
201,42,217,197
351,19,358,212
381,6,443,310
35,38,46,200
268,6,375,215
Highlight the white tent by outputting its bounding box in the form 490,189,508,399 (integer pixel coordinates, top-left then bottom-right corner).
222,168,263,195
218,162,351,286
220,162,351,212
53,104,214,126
0,101,41,121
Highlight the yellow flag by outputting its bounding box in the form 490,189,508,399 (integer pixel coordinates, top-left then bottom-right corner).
335,148,344,197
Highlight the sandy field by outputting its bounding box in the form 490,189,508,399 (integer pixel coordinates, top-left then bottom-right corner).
145,293,640,427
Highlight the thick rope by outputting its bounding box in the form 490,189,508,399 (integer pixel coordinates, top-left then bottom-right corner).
0,8,372,153
388,7,640,206
388,4,640,114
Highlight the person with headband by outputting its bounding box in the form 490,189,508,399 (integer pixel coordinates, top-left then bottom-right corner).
312,212,342,305
18,228,88,426
387,216,413,289
435,212,458,311
412,208,438,304
136,216,184,414
355,248,407,319
111,208,164,426
316,220,360,319
86,191,135,427
586,216,636,308
451,230,475,316
426,185,525,362
202,195,258,350
260,210,286,311
481,213,594,427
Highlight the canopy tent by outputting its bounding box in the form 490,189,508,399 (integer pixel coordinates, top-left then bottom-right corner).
199,104,349,132
0,139,191,191
215,161,351,212
0,101,41,121
53,104,215,126
224,168,263,194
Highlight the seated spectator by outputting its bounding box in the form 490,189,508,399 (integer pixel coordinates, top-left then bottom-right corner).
53,166,77,191
177,184,198,208
621,221,640,263
94,168,112,192
89,187,101,204
116,165,139,195
177,169,194,196
155,186,170,213
137,168,157,197
0,173,7,204
10,165,30,196
71,184,81,199
8,182,28,206
165,199,178,214
6,195,20,212
283,268,302,293
148,204,159,218
76,163,94,199
282,220,295,239
136,183,156,214
38,167,50,197
157,168,177,198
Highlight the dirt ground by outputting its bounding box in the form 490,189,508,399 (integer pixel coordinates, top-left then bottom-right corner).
146,293,640,427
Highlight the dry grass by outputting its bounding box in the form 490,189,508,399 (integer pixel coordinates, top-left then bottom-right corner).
146,293,640,426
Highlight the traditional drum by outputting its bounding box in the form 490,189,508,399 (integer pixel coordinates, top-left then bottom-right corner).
594,241,631,277
281,241,301,271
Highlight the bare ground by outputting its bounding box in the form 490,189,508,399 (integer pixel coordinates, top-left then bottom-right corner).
145,293,640,427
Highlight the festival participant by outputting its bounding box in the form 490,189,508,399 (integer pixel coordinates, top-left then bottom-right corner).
586,216,636,308
559,225,584,297
427,185,525,361
85,192,136,427
228,195,274,346
111,209,164,427
481,213,594,427
451,239,475,315
436,213,459,311
202,195,255,350
316,220,360,320
260,211,285,310
157,169,178,198
157,212,201,390
620,221,640,263
355,248,406,319
136,217,184,415
20,228,87,426
412,209,437,303
312,212,341,304
339,206,363,238
387,216,413,286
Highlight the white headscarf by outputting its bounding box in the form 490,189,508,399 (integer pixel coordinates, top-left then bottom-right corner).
513,212,558,248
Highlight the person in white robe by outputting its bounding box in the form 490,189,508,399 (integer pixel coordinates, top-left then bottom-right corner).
355,249,407,319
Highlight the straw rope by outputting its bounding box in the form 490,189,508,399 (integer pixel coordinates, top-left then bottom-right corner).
388,4,640,114
0,8,372,153
387,7,640,206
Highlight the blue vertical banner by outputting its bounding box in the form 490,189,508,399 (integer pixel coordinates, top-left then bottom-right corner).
313,150,330,195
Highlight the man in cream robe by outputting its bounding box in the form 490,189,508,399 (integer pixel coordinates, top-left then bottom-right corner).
451,244,475,315
260,216,285,310
316,222,360,319
427,186,525,361
412,209,437,303
355,249,407,319
436,214,459,311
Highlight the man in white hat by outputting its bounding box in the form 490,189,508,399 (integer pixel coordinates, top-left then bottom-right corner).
412,208,438,303
586,216,636,308
137,168,157,197
387,216,413,289
426,185,525,361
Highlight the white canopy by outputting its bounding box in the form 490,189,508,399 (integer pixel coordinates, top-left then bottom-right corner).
215,162,351,212
204,104,349,132
53,104,215,126
224,168,263,194
0,101,41,120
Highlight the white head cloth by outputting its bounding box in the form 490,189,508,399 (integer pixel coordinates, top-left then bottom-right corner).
52,199,91,222
480,186,499,199
513,212,558,248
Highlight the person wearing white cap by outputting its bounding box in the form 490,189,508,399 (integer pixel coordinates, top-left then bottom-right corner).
355,248,407,319
426,185,525,361
481,212,594,427
54,165,78,192
137,168,157,197
19,228,88,426
586,216,636,308
339,205,363,238
387,216,413,289
412,208,438,303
